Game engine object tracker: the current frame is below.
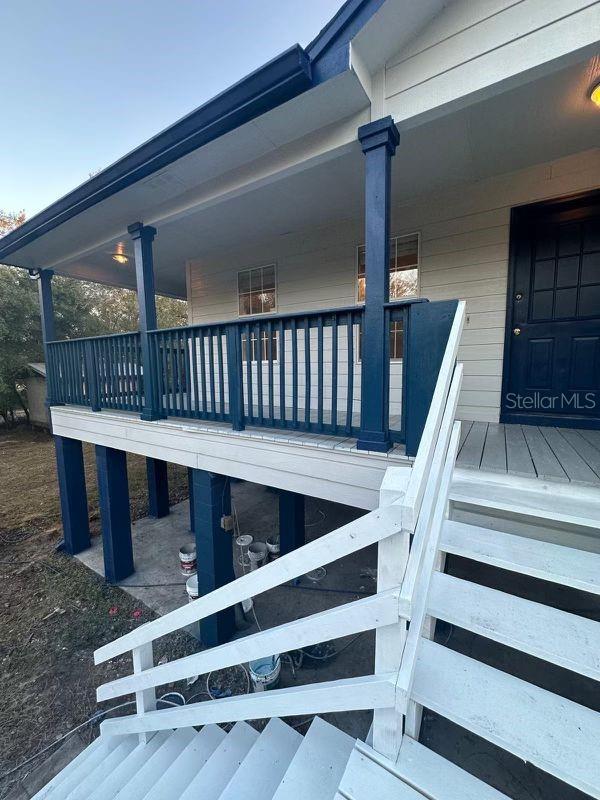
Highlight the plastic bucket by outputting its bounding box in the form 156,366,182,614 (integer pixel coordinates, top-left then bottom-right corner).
179,543,197,577
266,536,280,560
186,574,199,602
249,655,281,692
248,542,268,571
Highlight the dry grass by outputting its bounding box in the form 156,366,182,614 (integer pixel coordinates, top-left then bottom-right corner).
0,424,192,798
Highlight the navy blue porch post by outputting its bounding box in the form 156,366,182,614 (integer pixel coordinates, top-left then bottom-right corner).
190,469,235,646
36,268,62,407
356,117,400,453
54,436,91,554
146,457,169,518
95,445,134,583
128,222,162,422
278,490,305,555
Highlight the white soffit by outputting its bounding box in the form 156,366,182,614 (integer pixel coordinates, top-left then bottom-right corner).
5,69,370,282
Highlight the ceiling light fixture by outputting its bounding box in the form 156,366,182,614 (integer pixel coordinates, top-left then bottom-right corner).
111,242,129,264
591,80,600,109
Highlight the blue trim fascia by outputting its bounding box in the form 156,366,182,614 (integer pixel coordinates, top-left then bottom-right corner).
0,45,312,262
307,0,387,84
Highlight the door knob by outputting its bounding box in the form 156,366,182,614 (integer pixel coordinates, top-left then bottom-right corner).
513,327,521,336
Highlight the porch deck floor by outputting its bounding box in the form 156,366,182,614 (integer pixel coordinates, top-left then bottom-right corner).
457,421,600,486
155,411,408,459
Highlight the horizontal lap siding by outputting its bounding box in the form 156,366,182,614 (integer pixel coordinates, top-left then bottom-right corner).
188,149,600,425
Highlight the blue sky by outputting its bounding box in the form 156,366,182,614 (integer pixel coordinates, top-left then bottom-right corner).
1,0,342,216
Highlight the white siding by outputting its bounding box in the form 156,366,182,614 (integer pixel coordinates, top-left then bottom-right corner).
382,0,600,123
188,148,600,424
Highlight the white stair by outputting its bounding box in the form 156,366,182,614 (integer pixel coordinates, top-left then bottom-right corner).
412,639,600,798
336,736,510,799
428,570,600,679
272,716,355,799
441,519,600,594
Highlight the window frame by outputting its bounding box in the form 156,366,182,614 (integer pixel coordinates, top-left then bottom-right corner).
355,231,421,306
237,262,278,318
355,232,420,362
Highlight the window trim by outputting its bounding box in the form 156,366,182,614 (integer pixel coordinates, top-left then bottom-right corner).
355,231,421,305
237,262,278,318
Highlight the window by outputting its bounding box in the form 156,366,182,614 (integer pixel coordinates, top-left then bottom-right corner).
238,264,277,316
357,233,419,302
358,319,404,362
241,330,278,363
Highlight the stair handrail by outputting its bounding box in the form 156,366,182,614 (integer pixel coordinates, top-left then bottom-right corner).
94,301,466,745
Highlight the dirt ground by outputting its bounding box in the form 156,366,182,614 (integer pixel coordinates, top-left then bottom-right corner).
0,424,194,799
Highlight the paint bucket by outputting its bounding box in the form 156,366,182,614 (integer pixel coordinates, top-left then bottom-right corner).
236,534,253,568
266,536,280,560
248,542,268,571
186,574,199,603
179,543,197,577
248,655,281,692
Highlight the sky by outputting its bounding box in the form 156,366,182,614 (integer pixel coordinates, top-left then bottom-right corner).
1,0,342,217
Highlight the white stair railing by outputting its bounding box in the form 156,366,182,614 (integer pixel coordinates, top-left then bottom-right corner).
94,301,466,763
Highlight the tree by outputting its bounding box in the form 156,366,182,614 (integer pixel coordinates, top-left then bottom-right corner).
0,210,187,423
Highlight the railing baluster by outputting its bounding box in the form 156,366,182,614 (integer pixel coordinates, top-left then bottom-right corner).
331,314,338,435
304,317,311,428
217,328,225,421
292,318,298,428
225,323,244,431
190,329,199,418
199,329,207,416
256,322,264,426
346,312,354,436
177,332,185,417
208,327,216,421
267,321,274,424
245,323,253,424
278,320,285,426
317,315,324,433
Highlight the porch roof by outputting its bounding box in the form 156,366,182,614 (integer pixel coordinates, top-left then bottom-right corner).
0,1,390,277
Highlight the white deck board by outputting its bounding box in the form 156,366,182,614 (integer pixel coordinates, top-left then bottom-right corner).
456,422,600,486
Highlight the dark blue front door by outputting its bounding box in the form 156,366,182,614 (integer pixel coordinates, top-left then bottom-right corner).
502,194,600,428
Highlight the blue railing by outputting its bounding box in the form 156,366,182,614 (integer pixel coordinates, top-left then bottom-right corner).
46,299,459,455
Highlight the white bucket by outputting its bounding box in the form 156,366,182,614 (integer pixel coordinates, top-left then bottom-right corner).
249,655,281,692
186,574,199,602
266,536,280,560
248,542,268,571
179,543,197,577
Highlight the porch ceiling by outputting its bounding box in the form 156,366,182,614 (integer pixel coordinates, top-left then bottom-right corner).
6,54,599,299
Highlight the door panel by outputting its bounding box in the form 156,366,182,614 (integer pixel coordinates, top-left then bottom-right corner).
502,194,600,427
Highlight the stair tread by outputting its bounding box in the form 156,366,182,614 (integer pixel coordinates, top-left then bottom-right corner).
272,716,355,800
412,639,600,799
63,737,138,800
336,746,424,800
38,736,122,800
219,717,302,800
178,721,259,800
140,725,226,800
87,732,171,800
450,477,600,528
30,736,106,800
396,736,510,800
428,571,600,680
114,728,195,800
441,520,600,594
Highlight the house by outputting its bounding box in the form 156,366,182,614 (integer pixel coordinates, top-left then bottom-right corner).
1,1,599,797
25,362,50,428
